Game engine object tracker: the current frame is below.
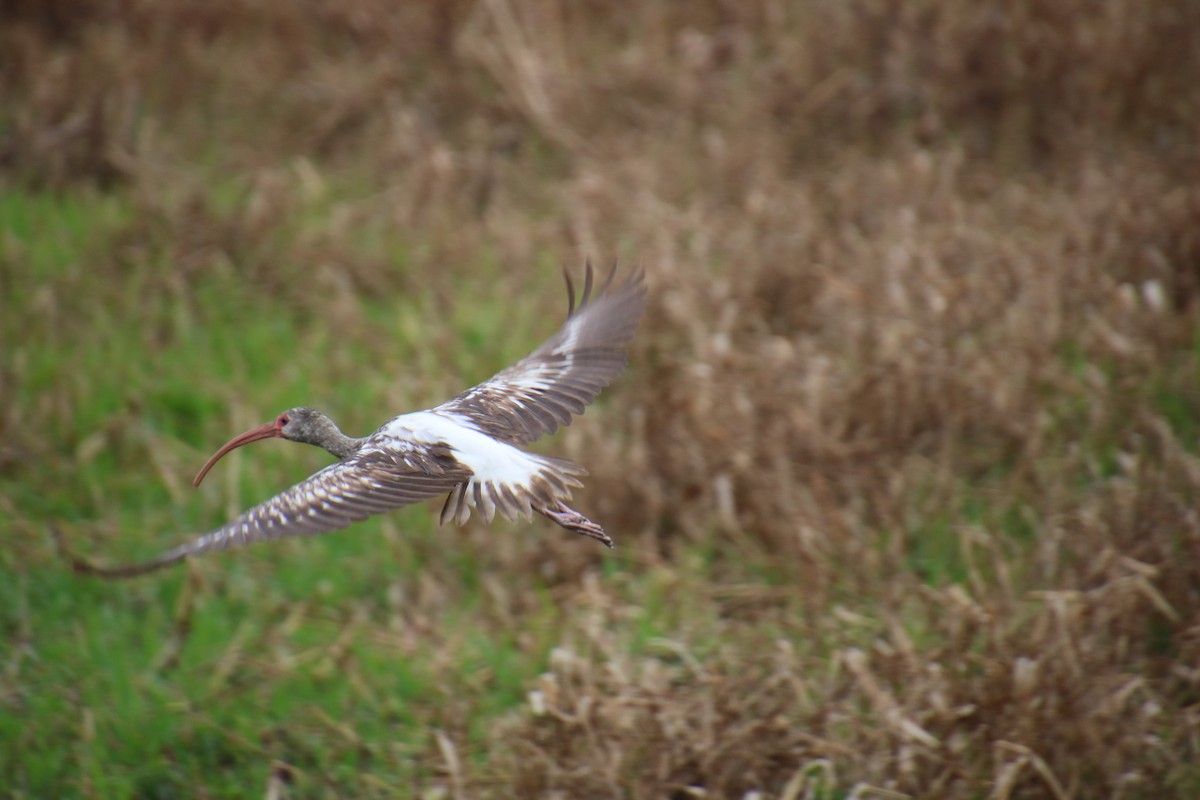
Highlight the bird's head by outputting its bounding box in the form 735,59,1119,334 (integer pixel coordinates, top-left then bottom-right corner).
192,406,335,487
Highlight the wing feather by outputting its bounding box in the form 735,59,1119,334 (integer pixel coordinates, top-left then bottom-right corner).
436,264,646,444
66,442,471,578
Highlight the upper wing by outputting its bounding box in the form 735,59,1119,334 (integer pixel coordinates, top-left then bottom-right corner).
65,441,471,578
435,264,647,444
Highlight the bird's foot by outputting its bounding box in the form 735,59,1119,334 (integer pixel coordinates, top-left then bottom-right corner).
537,501,614,548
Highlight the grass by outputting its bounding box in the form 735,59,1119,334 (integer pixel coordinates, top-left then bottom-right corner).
4,0,1200,797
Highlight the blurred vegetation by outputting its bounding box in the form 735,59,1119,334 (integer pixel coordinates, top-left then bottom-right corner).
3,0,1200,797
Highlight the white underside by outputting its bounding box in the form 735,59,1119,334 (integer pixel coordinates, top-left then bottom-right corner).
382,410,545,489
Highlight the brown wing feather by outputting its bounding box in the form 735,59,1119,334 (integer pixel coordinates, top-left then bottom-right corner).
436,264,646,444
64,442,471,578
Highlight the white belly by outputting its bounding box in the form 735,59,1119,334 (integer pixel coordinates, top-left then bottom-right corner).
382,410,542,487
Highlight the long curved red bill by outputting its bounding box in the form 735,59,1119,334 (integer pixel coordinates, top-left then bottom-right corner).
193,420,283,487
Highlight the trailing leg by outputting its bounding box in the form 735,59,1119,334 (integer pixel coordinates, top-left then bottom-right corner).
534,499,614,548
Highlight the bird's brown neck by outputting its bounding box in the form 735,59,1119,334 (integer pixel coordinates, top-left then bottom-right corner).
319,430,365,460
298,413,366,460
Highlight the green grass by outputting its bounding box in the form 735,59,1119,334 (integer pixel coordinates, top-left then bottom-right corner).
0,181,566,796
0,180,697,796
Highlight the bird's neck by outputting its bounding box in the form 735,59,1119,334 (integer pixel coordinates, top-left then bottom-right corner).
323,435,364,460
312,422,365,460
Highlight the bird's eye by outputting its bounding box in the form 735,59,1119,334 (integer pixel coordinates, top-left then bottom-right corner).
278,414,290,426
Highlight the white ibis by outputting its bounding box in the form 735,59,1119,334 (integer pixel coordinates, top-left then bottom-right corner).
67,264,645,578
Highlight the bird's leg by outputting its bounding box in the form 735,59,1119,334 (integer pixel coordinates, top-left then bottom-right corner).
535,500,614,548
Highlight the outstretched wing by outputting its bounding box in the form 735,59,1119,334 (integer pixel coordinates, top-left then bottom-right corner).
436,264,646,445
64,441,471,578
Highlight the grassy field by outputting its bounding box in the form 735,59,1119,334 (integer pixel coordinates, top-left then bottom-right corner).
4,1,1200,797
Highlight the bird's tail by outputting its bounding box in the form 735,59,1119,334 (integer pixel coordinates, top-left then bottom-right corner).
439,453,587,527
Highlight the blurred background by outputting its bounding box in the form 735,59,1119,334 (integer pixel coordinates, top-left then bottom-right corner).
3,0,1200,797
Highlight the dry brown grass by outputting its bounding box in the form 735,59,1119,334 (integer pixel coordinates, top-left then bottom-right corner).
5,0,1200,796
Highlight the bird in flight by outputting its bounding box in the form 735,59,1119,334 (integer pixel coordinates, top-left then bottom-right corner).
65,264,646,578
